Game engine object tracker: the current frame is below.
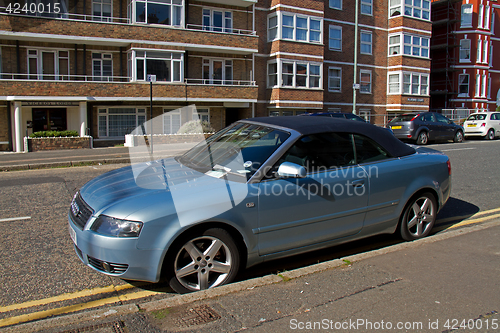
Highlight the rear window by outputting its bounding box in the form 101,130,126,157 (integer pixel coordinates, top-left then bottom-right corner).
390,114,417,122
467,114,487,121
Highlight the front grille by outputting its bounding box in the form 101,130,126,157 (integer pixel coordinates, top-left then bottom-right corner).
88,256,129,274
69,192,93,230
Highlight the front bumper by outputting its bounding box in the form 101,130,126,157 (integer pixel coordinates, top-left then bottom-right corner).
68,215,164,282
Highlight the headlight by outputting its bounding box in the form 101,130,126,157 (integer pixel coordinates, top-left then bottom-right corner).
91,215,143,237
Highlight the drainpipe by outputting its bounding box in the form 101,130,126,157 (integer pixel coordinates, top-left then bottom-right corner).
352,0,359,115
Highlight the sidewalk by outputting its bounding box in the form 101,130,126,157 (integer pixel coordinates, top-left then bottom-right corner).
0,143,197,171
4,219,500,333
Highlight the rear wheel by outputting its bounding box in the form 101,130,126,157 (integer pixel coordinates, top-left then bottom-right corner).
453,130,464,143
399,193,437,241
485,129,495,140
165,228,240,294
416,131,428,145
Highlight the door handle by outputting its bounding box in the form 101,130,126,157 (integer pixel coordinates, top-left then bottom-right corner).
351,179,365,188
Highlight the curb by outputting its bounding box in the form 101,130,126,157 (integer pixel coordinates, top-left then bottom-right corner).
0,158,131,172
5,218,500,333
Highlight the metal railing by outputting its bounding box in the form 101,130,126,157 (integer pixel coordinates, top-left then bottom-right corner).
185,79,256,86
0,10,130,24
186,24,256,36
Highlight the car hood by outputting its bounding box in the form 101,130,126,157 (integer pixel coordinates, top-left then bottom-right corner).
79,158,248,220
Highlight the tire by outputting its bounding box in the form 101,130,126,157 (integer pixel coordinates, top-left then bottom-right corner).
485,129,495,140
453,130,464,143
165,228,240,294
416,131,428,145
399,193,437,241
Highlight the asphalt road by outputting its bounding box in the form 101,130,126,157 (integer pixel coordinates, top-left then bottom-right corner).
0,139,499,327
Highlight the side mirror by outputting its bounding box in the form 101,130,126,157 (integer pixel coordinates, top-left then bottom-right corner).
277,162,307,178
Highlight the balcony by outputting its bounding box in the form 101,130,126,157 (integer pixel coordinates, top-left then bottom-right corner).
0,74,257,101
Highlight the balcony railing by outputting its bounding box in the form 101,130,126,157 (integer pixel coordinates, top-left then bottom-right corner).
0,73,256,86
186,24,256,36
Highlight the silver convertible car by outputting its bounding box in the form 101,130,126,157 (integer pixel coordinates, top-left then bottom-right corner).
69,116,451,293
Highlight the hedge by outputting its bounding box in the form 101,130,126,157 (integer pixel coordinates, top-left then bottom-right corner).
29,130,80,138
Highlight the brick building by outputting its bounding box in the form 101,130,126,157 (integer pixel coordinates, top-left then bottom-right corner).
0,0,434,152
430,0,500,117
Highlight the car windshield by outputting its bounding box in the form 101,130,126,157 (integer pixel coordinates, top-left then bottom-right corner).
390,114,417,123
178,122,290,181
467,114,487,121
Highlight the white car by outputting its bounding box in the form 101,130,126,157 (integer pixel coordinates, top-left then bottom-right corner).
463,112,500,140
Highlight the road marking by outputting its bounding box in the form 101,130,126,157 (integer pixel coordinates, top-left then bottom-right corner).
445,213,500,230
0,216,31,222
0,284,135,313
440,147,476,152
434,207,500,232
0,290,161,328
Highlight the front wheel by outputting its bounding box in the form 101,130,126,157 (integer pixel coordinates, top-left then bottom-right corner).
485,129,495,140
399,193,437,241
165,228,240,294
454,130,464,143
416,131,428,145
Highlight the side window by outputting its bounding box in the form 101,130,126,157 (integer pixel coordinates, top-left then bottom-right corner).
422,113,434,122
276,133,355,173
353,135,391,164
435,114,450,124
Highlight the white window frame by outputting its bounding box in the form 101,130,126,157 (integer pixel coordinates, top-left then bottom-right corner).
202,58,233,85
163,108,182,134
359,70,372,94
389,0,402,17
329,0,342,10
481,74,487,98
93,0,112,21
400,0,430,20
458,73,469,97
130,50,183,82
27,49,70,80
359,109,371,122
461,4,473,28
388,73,400,94
329,25,342,51
485,6,490,30
203,7,232,33
132,0,184,27
477,39,482,64
388,71,428,96
360,30,372,55
98,107,147,138
478,4,484,29
267,59,323,89
361,0,372,16
92,53,113,81
192,108,210,123
269,110,307,117
482,40,488,64
267,12,322,44
459,39,471,62
389,33,429,58
328,67,342,92
475,73,481,97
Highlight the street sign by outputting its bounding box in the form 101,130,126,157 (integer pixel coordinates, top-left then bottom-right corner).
147,75,157,82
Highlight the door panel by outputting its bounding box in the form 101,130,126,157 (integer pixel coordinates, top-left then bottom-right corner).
42,52,56,80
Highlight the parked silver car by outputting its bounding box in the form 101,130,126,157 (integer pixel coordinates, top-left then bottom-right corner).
69,116,451,293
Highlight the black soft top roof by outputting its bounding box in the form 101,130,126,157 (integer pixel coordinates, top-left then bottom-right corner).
246,116,416,158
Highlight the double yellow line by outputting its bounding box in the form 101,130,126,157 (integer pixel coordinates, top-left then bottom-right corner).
1,207,500,328
0,284,162,328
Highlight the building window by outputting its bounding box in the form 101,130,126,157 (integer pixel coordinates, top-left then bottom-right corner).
328,67,341,92
475,74,481,97
459,39,471,62
132,50,183,82
92,53,113,81
329,26,342,51
163,109,181,134
388,73,400,94
390,0,429,20
360,70,372,94
202,58,232,85
461,4,473,27
458,74,469,96
478,5,484,29
485,6,490,30
477,39,482,63
268,12,322,43
269,110,307,117
93,0,112,21
482,40,488,64
481,74,487,98
330,0,341,10
268,59,322,89
360,31,372,55
98,108,146,137
134,0,183,26
403,34,429,58
389,35,400,55
203,8,232,33
359,110,371,122
361,0,372,15
27,49,69,80
193,108,210,123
